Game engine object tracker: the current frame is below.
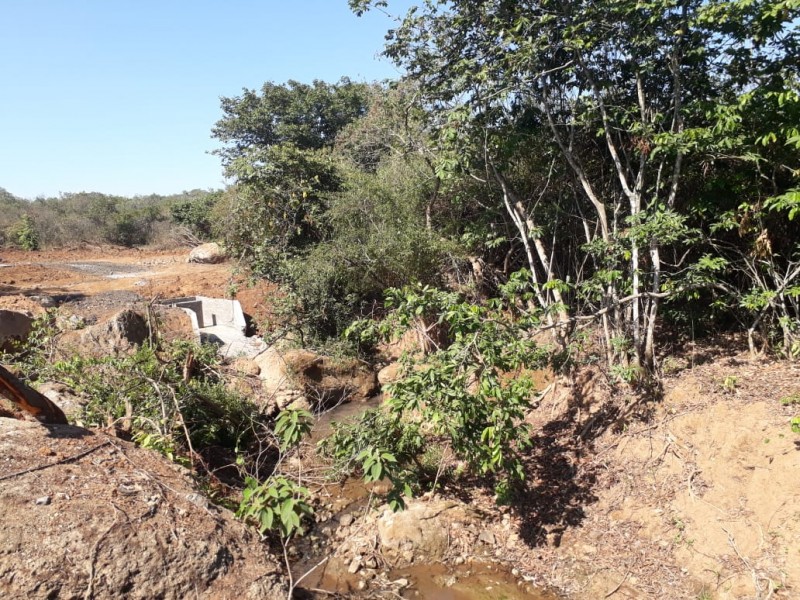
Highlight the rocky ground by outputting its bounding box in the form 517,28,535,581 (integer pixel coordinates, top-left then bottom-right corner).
0,417,287,599
2,245,799,599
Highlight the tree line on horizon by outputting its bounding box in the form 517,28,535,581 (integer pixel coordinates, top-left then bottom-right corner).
0,187,222,250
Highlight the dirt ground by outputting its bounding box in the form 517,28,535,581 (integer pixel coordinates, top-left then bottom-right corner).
470,346,800,599
0,417,287,599
0,245,276,329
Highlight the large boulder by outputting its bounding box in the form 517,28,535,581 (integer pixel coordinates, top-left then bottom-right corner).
0,418,287,599
57,309,151,359
376,499,477,567
188,243,226,264
378,362,403,386
253,348,377,411
0,309,33,353
36,382,85,419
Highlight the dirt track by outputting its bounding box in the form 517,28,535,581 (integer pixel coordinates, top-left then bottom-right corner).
0,245,276,328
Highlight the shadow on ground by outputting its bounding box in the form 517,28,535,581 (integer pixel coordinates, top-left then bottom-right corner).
512,371,662,548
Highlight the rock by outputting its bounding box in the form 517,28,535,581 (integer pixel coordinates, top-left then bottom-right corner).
478,530,496,546
56,314,86,331
188,243,226,264
30,295,57,309
348,556,363,574
393,578,410,589
254,348,377,411
287,397,312,412
34,496,51,506
0,309,33,353
231,357,260,377
339,513,355,527
36,382,85,418
59,309,151,358
376,499,476,567
378,362,402,386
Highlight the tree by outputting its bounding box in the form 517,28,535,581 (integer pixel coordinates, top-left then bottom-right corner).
211,79,374,272
12,215,40,251
351,0,800,370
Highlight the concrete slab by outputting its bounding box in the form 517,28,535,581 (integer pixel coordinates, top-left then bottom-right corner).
158,296,265,358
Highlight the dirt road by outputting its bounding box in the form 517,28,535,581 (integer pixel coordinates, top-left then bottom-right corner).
0,245,276,328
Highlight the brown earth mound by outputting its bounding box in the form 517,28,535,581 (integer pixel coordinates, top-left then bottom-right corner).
0,418,287,600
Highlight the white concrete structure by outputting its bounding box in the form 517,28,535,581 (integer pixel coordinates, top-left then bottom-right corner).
159,296,266,358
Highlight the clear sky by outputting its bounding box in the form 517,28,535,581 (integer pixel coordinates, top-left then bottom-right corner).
0,1,413,200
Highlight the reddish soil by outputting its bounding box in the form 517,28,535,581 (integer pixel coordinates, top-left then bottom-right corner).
0,245,276,329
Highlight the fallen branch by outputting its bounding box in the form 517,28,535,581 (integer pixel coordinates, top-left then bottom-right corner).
0,440,112,482
604,569,631,598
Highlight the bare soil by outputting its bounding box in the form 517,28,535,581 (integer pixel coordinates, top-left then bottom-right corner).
0,417,287,599
0,245,276,329
440,346,800,599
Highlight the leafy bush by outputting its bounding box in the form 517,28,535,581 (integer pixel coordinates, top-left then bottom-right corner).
11,214,40,250
330,278,550,505
54,341,261,453
319,408,424,508
170,191,222,239
237,475,313,537
237,407,314,536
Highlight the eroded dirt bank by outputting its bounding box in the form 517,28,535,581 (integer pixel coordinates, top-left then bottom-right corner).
0,418,287,599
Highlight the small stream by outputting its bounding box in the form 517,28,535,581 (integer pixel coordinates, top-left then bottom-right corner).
292,399,559,599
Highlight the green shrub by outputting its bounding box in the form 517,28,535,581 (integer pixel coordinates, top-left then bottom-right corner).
11,214,40,250
327,278,550,505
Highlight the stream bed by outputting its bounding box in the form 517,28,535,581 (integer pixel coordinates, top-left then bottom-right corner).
291,399,560,599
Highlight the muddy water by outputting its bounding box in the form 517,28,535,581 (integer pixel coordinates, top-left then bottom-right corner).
310,395,383,443
393,563,560,600
294,400,559,599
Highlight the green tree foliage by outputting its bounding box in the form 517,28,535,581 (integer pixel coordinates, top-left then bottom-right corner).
213,80,458,343
332,278,549,505
0,189,222,248
351,0,800,367
170,190,223,240
212,79,373,266
11,214,40,251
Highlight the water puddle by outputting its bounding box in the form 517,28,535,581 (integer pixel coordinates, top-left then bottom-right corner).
392,562,559,599
294,558,558,599
293,398,559,599
311,395,383,442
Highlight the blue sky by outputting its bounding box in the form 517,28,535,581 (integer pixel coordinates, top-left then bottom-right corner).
0,1,413,199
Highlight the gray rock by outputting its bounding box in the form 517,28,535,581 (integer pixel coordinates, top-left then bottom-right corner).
347,556,362,574
478,529,496,545
188,243,226,264
0,309,33,353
